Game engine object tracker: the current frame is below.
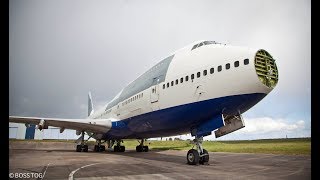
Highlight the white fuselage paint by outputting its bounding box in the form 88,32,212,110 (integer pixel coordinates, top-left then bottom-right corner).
88,41,273,136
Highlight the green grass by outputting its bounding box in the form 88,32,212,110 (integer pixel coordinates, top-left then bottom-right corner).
123,138,311,155
10,138,311,155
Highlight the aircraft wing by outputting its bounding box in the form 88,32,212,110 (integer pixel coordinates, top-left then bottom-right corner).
9,116,112,134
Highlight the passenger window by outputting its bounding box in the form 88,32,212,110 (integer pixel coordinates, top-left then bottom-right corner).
210,68,214,74
234,61,239,67
180,77,183,83
163,84,165,89
226,63,230,70
203,70,207,76
171,81,174,86
185,76,189,81
191,74,194,79
197,72,200,78
218,65,222,72
198,42,203,48
244,59,249,65
167,82,169,88
176,79,178,85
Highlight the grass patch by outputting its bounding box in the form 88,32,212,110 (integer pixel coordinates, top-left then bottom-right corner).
124,138,311,155
10,138,310,155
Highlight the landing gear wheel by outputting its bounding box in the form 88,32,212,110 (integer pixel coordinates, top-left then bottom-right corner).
76,145,82,152
76,131,89,152
76,145,88,152
114,145,119,152
136,145,143,152
187,149,200,165
120,145,125,152
143,146,149,152
83,145,88,152
94,145,106,152
199,149,209,165
114,145,125,152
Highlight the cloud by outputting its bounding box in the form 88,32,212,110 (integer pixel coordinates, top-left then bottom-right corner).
210,117,309,140
239,117,305,134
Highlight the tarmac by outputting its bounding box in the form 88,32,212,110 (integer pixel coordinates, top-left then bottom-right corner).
9,141,311,180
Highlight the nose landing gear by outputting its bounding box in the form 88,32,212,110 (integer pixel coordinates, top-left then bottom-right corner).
187,137,209,165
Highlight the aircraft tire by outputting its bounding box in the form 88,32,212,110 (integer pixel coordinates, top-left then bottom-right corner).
187,149,199,165
143,146,149,152
83,145,88,152
100,145,106,152
94,145,99,152
76,145,81,152
114,145,119,152
136,145,143,152
120,146,125,152
199,149,209,164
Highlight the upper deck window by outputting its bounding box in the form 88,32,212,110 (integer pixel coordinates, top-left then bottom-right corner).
191,44,198,50
197,42,204,48
191,41,220,51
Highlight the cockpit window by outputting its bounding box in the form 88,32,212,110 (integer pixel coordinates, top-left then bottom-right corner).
203,41,215,45
191,41,220,51
191,44,198,50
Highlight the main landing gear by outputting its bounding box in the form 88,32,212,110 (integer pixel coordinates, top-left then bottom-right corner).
187,136,209,165
94,139,106,152
76,131,88,152
113,140,125,152
136,139,149,152
76,131,106,152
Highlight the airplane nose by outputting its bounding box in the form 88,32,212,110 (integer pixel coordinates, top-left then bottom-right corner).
254,49,279,88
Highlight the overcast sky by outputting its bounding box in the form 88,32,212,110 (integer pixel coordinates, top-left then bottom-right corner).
9,0,310,140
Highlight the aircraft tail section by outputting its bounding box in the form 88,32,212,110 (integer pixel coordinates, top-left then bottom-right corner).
88,91,94,116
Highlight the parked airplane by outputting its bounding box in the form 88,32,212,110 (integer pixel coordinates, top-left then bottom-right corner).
9,40,278,165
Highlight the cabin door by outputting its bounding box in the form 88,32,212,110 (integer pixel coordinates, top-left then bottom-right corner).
150,77,160,110
193,76,207,102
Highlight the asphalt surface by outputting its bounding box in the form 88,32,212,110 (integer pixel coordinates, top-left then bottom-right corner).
9,142,310,180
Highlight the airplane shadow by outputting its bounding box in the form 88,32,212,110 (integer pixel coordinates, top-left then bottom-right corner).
10,148,189,164
104,149,189,165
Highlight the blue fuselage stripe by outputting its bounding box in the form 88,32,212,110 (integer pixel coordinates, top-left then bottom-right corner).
103,93,266,139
